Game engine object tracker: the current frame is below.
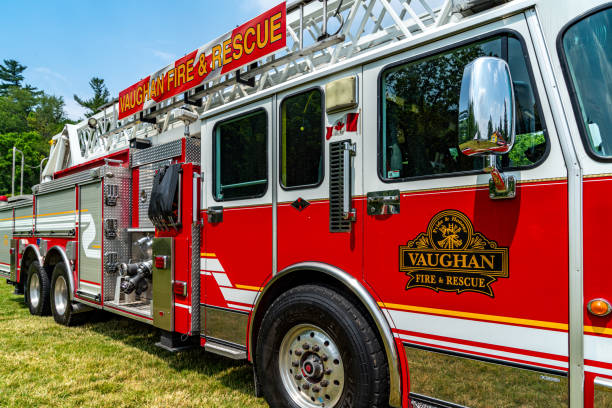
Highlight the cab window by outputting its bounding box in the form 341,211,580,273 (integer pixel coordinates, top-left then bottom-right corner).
280,89,324,189
213,110,267,201
561,6,612,159
380,34,546,181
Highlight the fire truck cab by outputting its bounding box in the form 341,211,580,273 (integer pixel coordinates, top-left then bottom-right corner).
2,0,612,407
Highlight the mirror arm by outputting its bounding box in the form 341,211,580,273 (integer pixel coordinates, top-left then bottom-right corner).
484,155,516,200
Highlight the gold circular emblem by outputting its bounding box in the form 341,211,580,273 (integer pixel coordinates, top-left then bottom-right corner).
427,210,473,250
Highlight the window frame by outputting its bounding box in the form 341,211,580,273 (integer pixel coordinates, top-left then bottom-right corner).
212,107,269,202
377,28,550,184
278,86,326,191
557,3,612,162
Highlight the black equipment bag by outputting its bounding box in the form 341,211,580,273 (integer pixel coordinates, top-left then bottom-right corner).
148,163,181,228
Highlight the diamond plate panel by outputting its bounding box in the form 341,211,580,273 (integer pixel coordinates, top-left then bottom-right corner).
185,137,200,165
191,223,201,333
137,160,171,229
131,139,182,167
102,165,132,301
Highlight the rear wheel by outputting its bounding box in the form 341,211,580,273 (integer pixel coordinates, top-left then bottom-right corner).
26,261,50,316
51,262,85,326
256,285,389,408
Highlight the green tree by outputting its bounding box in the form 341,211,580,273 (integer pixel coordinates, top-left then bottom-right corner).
27,94,68,138
0,59,26,94
74,77,110,117
0,132,48,195
0,87,38,134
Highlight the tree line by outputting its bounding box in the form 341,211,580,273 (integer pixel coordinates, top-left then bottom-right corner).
0,59,110,196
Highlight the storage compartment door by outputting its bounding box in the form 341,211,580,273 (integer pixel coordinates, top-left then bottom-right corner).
78,182,102,298
0,208,12,278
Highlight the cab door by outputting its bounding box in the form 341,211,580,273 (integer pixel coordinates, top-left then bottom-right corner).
363,15,569,407
201,98,273,350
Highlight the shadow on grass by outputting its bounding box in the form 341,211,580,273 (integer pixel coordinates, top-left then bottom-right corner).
85,311,256,397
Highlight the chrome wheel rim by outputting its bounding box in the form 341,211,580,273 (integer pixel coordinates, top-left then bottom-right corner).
29,273,40,308
279,324,345,408
54,275,68,316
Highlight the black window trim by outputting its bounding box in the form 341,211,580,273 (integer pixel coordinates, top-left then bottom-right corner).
557,2,612,163
377,28,550,184
278,86,326,191
212,107,269,202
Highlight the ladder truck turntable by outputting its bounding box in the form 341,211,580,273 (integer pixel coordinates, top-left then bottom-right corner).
1,0,611,406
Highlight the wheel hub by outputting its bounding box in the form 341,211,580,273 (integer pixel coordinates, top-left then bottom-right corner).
54,276,68,316
29,273,40,308
279,324,345,408
301,353,323,381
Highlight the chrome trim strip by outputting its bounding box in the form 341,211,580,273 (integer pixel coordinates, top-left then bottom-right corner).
271,95,278,276
46,245,75,301
249,262,402,407
21,244,43,274
18,244,42,284
594,376,612,390
526,10,583,408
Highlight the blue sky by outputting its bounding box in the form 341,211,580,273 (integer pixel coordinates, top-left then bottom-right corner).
0,0,279,119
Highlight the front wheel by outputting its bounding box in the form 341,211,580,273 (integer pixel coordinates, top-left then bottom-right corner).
256,285,389,408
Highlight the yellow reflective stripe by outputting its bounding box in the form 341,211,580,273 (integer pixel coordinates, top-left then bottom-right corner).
235,284,262,292
584,325,612,335
200,252,216,257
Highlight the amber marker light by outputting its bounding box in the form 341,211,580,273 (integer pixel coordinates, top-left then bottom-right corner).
587,299,611,317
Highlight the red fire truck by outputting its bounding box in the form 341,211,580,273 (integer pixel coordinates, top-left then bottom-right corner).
1,0,611,406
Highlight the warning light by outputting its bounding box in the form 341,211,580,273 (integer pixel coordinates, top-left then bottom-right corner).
155,256,167,269
173,281,187,297
587,299,611,317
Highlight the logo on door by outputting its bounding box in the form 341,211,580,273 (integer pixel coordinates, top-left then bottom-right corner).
399,210,509,297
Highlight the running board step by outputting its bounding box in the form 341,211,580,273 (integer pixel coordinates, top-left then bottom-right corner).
204,340,247,360
75,290,101,302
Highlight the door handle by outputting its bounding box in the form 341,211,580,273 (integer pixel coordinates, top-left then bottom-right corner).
208,206,223,223
342,141,357,221
367,190,400,215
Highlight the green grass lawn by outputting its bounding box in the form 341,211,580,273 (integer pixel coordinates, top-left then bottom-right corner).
0,281,268,408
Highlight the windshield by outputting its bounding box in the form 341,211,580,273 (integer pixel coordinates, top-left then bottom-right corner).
562,7,612,158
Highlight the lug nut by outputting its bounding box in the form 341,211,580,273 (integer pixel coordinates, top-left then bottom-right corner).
325,369,332,375
295,350,303,356
302,343,310,350
312,386,320,393
321,380,329,387
292,361,299,367
321,354,328,361
294,374,303,380
312,345,320,352
302,383,310,390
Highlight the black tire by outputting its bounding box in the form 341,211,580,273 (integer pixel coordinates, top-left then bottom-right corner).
25,261,50,316
50,262,85,326
256,285,389,408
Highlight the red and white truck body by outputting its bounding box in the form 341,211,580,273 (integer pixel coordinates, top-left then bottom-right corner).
1,0,611,406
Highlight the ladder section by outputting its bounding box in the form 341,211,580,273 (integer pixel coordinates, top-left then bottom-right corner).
62,0,456,165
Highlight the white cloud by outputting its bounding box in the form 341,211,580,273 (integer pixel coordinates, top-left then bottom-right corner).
152,49,176,62
33,66,69,83
64,98,88,121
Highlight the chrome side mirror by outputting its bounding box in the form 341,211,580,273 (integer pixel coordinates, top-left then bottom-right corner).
458,57,516,199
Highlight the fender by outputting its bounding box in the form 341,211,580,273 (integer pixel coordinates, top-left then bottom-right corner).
19,244,43,282
44,246,75,301
248,262,402,408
